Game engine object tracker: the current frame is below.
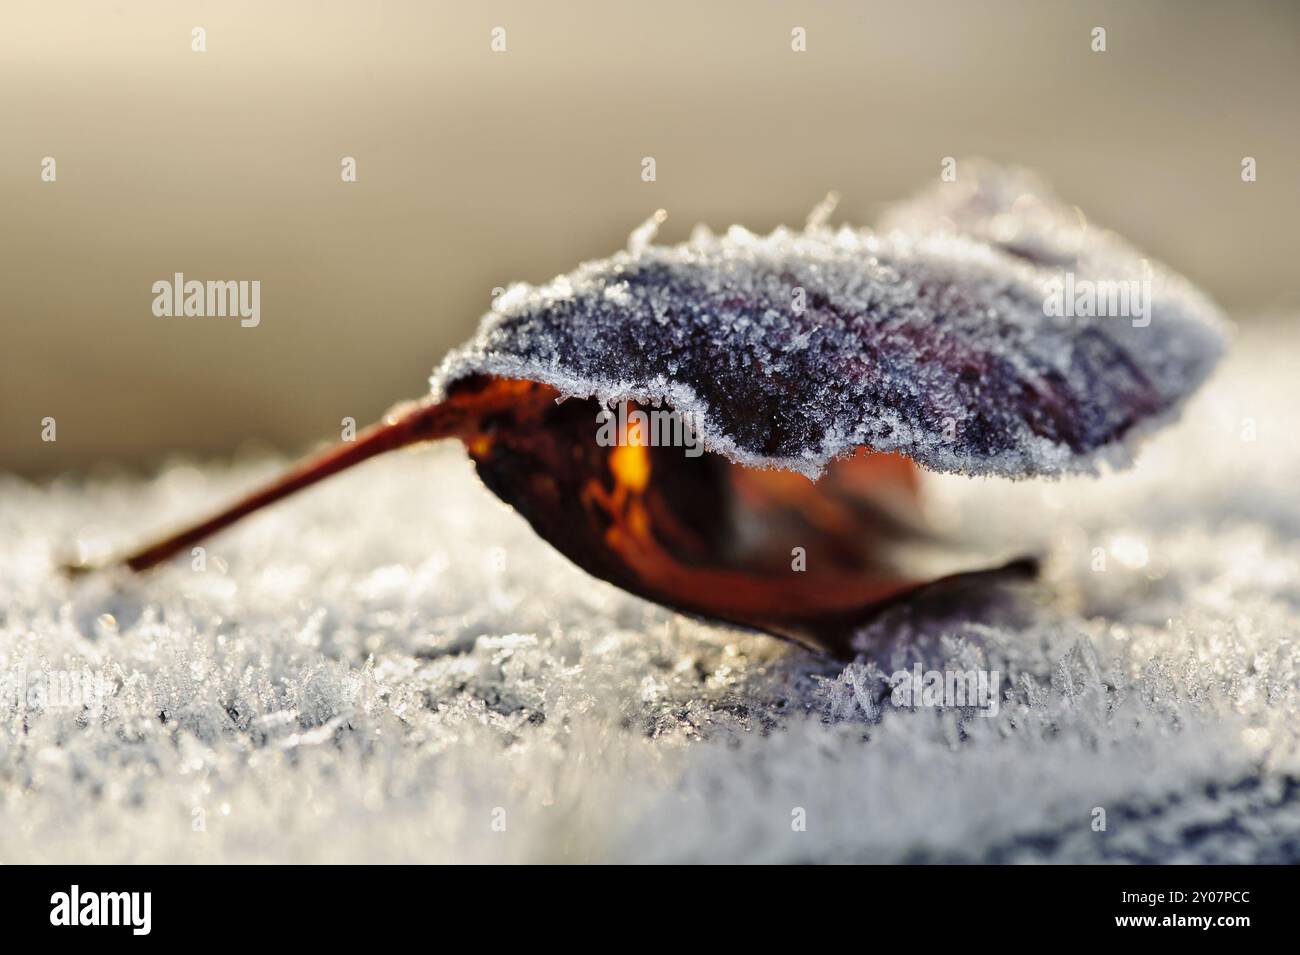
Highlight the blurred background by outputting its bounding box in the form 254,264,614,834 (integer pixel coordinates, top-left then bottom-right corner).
2,0,1296,476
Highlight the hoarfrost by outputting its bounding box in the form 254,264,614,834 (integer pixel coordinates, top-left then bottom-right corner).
1,320,1295,862
434,162,1228,478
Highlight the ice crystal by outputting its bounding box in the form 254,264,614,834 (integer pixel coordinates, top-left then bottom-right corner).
434,162,1228,478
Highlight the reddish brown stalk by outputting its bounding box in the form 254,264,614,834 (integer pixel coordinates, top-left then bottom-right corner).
95,396,473,574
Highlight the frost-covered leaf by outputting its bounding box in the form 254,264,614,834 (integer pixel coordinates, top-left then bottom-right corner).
435,162,1228,478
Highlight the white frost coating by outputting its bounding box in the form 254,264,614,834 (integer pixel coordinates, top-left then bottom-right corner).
2,322,1296,862
804,190,840,231
627,208,667,254
432,162,1229,479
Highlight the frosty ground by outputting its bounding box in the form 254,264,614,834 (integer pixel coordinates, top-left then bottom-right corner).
1,321,1297,863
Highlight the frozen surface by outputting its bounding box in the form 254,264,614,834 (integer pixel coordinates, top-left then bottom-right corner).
435,163,1228,479
1,320,1297,864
